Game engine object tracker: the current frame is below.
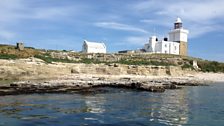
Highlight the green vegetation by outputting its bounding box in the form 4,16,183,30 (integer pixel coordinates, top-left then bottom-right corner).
34,54,74,63
25,46,35,49
181,63,194,70
34,53,176,66
198,60,224,73
1,44,224,73
116,59,175,66
34,53,103,64
0,44,39,58
0,54,18,59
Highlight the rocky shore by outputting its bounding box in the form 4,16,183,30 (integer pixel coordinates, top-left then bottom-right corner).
0,74,208,96
0,58,223,96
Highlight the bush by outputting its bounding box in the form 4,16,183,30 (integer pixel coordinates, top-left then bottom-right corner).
181,63,193,70
115,59,175,66
198,61,224,73
25,47,35,49
0,54,18,59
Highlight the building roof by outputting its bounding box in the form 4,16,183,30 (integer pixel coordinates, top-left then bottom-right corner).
175,17,182,23
84,40,106,49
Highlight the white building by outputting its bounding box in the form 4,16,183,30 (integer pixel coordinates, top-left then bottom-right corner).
144,36,180,55
144,18,189,55
82,40,106,53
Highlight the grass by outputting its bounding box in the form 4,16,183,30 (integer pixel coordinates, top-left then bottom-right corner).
1,44,224,73
116,59,175,66
34,53,176,66
5,51,224,73
198,60,224,73
34,53,103,64
0,44,40,58
0,54,18,59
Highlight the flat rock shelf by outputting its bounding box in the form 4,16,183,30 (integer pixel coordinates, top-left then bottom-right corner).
0,76,207,96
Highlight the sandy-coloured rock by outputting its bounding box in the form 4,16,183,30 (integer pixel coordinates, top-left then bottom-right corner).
0,58,197,81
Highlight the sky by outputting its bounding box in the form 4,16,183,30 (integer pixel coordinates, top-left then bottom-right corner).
0,0,224,62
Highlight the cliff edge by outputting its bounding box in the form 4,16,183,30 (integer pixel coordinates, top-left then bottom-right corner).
0,58,195,81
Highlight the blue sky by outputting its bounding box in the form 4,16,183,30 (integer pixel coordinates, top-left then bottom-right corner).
0,0,224,62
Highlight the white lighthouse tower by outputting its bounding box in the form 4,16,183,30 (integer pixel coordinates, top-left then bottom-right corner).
168,18,189,56
143,17,189,56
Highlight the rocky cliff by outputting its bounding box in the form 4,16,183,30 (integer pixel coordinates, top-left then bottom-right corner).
0,58,195,81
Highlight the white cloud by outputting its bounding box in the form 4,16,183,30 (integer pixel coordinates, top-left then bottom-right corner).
0,0,223,55
0,0,24,22
0,1,74,22
95,22,149,34
124,36,148,45
27,37,82,50
133,0,158,12
189,25,221,38
140,19,171,28
140,19,155,24
157,1,224,23
134,0,224,21
27,7,73,20
0,0,83,41
134,0,224,38
112,36,149,47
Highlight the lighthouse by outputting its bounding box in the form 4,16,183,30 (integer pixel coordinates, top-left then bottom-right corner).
143,17,189,56
168,18,189,56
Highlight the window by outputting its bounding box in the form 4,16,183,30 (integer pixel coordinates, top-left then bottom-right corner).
174,46,177,50
165,44,167,47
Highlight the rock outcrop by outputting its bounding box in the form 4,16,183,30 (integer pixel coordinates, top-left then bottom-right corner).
0,75,206,96
0,58,195,81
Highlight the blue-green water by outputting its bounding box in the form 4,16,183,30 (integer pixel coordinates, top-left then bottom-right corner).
0,83,224,126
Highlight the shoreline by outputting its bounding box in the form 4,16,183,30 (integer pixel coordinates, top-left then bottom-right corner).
192,72,224,83
1,73,220,96
1,72,223,85
0,58,224,95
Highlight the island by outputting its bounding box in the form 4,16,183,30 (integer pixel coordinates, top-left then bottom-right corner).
0,43,224,95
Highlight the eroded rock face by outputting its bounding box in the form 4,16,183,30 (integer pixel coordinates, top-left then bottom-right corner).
70,64,193,76
0,58,195,80
0,59,70,80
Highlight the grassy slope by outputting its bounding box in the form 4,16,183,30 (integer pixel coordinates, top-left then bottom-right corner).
0,44,39,58
0,44,224,73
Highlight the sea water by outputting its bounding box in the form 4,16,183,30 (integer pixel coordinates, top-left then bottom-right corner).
0,83,223,126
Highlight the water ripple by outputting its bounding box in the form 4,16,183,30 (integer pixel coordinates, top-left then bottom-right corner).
0,85,223,126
